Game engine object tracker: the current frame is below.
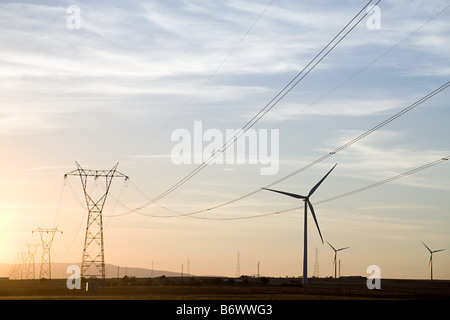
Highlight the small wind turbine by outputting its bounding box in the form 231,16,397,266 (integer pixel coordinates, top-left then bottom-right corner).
326,241,349,279
421,241,446,280
262,164,337,284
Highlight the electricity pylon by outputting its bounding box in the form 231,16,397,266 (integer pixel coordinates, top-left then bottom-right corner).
313,247,319,278
235,252,240,277
26,243,39,280
64,162,128,280
32,227,63,280
187,259,190,277
17,252,27,279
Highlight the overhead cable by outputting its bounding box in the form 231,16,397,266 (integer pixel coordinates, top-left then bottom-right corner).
132,0,381,210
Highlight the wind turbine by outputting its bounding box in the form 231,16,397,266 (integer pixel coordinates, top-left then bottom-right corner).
421,241,446,280
326,241,349,279
262,164,337,284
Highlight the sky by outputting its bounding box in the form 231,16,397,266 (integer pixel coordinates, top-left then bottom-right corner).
1,0,449,280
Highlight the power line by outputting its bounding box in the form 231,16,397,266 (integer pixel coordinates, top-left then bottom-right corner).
314,156,450,206
52,179,66,228
100,154,450,224
120,154,449,221
129,4,450,218
184,155,450,221
275,3,450,129
130,0,381,210
133,0,275,155
110,81,449,219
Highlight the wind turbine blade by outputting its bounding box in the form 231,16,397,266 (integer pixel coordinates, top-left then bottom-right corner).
261,188,306,199
308,164,337,197
326,241,336,252
307,200,323,244
429,255,432,266
421,241,432,253
333,253,336,266
432,249,446,253
337,247,350,252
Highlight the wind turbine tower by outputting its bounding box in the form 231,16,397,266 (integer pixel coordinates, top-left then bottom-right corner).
326,241,349,279
421,241,446,280
263,164,337,284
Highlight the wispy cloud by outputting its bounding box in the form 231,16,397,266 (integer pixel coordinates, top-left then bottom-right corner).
319,129,450,188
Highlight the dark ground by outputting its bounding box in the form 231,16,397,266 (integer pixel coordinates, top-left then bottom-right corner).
1,276,449,300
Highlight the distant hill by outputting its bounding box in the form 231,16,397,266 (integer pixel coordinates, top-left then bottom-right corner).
1,262,186,279
0,264,10,278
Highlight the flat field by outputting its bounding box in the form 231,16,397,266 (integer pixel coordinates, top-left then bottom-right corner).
0,277,449,300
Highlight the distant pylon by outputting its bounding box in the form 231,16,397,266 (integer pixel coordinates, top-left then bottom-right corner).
187,259,190,276
32,227,63,280
25,243,39,280
65,162,128,280
17,251,27,280
313,247,319,278
235,252,240,277
9,262,18,280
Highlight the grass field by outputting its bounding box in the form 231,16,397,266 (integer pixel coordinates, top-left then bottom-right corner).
1,276,449,300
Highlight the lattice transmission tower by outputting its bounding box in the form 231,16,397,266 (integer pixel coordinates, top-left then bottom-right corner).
235,252,240,277
64,162,128,280
313,247,319,278
32,227,63,280
25,243,39,280
16,251,27,280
